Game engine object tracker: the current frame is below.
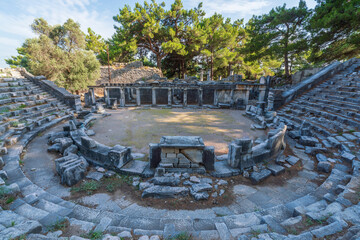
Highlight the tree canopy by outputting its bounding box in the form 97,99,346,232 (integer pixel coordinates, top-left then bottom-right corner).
6,0,360,88
245,0,310,79
6,18,100,93
308,0,360,63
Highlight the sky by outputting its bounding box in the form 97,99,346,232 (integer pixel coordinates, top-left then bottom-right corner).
0,0,317,68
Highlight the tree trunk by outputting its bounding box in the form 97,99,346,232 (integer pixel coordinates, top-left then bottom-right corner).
284,37,290,80
181,60,185,78
156,56,162,72
284,52,289,80
210,53,214,81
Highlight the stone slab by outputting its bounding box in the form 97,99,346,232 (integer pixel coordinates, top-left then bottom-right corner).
120,160,149,176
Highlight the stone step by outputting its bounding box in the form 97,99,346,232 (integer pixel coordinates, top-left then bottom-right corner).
34,199,72,216
0,210,42,239
12,202,49,221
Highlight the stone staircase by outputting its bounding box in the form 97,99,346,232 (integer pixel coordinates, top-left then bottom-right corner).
278,60,360,139
0,71,75,239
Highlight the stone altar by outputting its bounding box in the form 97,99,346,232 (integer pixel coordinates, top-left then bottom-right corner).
149,136,215,172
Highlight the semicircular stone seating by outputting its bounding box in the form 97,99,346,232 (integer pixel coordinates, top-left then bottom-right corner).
1,61,360,240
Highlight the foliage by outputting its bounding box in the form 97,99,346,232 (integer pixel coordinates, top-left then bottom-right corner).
85,27,106,56
46,219,69,232
6,0,359,84
308,0,360,63
245,0,310,79
5,18,100,92
81,230,103,240
113,0,169,70
71,180,100,195
198,14,244,80
169,232,193,240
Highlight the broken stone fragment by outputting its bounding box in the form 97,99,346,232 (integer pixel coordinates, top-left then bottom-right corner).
142,185,189,198
317,161,332,173
149,177,180,186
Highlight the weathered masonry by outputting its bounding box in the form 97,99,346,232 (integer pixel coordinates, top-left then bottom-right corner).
86,79,270,109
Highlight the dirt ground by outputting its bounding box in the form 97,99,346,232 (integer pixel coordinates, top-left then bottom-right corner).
90,108,266,155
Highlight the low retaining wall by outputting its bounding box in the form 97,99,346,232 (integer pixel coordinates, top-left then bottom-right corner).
67,120,133,173
20,68,82,111
274,58,360,110
227,123,287,169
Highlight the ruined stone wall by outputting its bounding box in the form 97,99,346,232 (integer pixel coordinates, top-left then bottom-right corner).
97,61,162,85
291,67,322,85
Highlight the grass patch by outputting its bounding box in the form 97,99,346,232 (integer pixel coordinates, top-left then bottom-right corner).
168,232,193,240
250,229,261,238
81,230,103,240
10,234,26,240
304,217,315,227
0,108,10,113
71,180,100,195
0,186,20,210
46,219,69,232
71,175,134,196
10,121,19,127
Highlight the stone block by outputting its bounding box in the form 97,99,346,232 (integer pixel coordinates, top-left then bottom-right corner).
181,149,202,163
299,136,319,146
86,172,104,182
286,156,300,166
108,145,132,169
142,186,189,198
191,183,212,193
317,162,332,173
149,143,161,168
267,164,285,176
341,152,356,163
227,139,254,170
149,177,180,186
202,146,215,171
215,222,231,240
81,136,97,149
316,153,328,162
311,220,347,238
250,169,272,184
327,137,341,148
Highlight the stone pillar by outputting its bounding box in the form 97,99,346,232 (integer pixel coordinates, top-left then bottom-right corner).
244,88,249,106
230,69,234,77
258,86,266,102
167,88,172,106
152,88,156,106
136,88,141,106
230,89,234,106
267,91,274,111
198,88,203,106
183,88,187,107
89,88,95,105
104,88,110,107
200,70,204,81
218,76,222,81
207,71,211,81
214,89,218,106
120,87,125,107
